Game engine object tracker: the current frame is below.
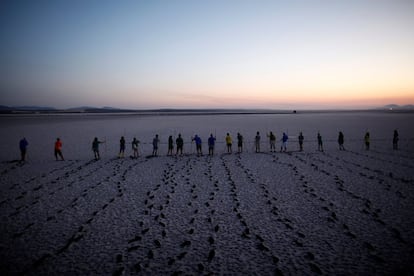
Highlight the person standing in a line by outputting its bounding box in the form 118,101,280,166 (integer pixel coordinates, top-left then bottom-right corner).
152,134,160,156
193,135,203,156
19,137,29,162
338,131,345,151
119,136,126,158
176,134,184,155
317,132,323,152
92,137,104,160
364,132,370,150
255,131,261,153
281,133,288,152
237,132,243,153
268,131,276,152
54,138,64,161
208,134,216,156
167,135,174,156
225,133,232,153
393,130,399,150
298,132,304,151
132,137,139,158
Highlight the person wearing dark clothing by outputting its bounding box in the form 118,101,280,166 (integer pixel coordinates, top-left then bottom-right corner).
19,138,28,162
168,136,174,156
152,134,160,156
298,132,304,151
268,132,276,152
338,131,345,151
364,132,370,150
92,137,104,160
393,130,399,150
176,134,184,155
54,138,64,161
208,134,216,156
317,132,323,152
119,136,126,158
255,131,261,153
192,135,202,156
237,133,243,153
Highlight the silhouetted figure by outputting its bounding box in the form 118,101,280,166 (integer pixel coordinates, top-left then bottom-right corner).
208,134,216,156
54,138,64,161
298,132,304,151
237,132,243,153
92,137,104,160
364,132,370,150
19,138,28,162
176,134,184,155
317,132,323,152
338,131,345,151
225,133,232,153
132,137,140,158
393,130,399,150
268,131,276,152
281,132,288,152
152,134,160,156
192,135,202,156
167,136,174,156
255,131,261,153
119,136,126,158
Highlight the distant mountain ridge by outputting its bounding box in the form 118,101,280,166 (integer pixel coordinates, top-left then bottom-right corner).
0,104,413,114
381,104,414,110
0,105,56,111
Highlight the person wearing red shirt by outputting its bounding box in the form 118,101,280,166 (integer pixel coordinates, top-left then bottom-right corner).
54,138,64,161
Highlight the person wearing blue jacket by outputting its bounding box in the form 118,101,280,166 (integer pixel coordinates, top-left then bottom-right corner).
281,133,288,152
192,135,203,156
208,134,216,156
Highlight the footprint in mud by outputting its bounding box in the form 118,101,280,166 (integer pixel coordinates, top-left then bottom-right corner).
293,239,304,247
207,249,215,262
284,223,293,230
391,227,405,242
257,242,270,252
241,228,250,239
309,263,322,274
154,240,161,248
345,231,356,239
177,252,187,260
297,232,306,238
167,258,175,266
180,240,191,248
304,252,315,260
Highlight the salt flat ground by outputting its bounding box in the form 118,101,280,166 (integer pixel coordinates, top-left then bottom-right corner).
0,112,413,275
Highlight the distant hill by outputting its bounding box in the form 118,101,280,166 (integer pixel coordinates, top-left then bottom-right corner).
382,104,414,110
66,106,135,113
0,105,56,113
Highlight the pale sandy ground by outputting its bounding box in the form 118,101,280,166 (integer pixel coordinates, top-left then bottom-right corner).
0,113,413,275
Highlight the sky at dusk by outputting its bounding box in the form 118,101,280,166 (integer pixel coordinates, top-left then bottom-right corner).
1,0,413,109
